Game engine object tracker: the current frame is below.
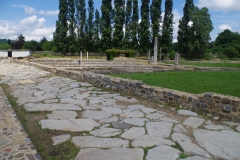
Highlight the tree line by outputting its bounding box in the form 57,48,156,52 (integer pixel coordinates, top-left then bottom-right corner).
1,0,240,58
0,35,56,51
54,0,175,55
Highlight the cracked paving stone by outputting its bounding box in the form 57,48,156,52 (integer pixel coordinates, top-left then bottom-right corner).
74,148,143,160
146,145,180,160
90,128,122,137
146,122,173,138
40,119,100,132
183,117,204,128
194,129,240,160
72,136,129,148
120,127,145,140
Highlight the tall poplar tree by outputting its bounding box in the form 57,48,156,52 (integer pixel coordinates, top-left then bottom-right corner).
177,0,194,54
112,0,125,49
139,0,150,53
93,9,101,52
101,0,112,51
129,0,139,50
150,0,162,46
53,0,68,55
162,0,173,53
86,0,94,51
67,0,76,53
123,0,132,49
75,0,86,52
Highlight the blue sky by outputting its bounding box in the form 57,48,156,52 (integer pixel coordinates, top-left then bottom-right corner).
0,0,239,42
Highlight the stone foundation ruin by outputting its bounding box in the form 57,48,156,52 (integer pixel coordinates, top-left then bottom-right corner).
13,59,240,122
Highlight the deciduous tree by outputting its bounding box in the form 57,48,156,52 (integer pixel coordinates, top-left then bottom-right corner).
190,7,213,56
214,29,240,58
11,34,25,49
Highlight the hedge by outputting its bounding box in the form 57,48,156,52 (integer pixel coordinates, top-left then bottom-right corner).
105,49,137,60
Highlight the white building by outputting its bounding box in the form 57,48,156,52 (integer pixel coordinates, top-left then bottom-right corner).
0,50,31,58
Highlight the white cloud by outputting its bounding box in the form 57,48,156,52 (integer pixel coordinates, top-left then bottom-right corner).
197,0,240,12
11,4,36,14
20,15,45,27
39,10,59,16
0,15,55,41
218,24,232,31
11,4,59,16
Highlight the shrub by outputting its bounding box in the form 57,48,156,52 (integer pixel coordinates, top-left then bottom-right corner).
170,50,176,60
219,54,229,60
105,49,137,60
43,53,49,57
204,49,213,60
224,47,239,58
0,43,11,50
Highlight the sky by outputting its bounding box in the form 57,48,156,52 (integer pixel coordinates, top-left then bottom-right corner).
0,0,239,42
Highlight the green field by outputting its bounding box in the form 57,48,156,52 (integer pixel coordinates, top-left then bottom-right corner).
164,61,240,68
110,71,240,97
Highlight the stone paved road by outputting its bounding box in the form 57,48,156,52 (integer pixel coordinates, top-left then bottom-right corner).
1,63,240,160
0,81,40,159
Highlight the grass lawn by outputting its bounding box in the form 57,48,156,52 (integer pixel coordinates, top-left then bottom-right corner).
163,61,240,68
110,71,240,97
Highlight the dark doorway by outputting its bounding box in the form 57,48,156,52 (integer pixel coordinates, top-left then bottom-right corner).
8,51,12,57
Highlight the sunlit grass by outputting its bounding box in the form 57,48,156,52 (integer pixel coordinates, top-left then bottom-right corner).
163,61,240,68
110,71,240,97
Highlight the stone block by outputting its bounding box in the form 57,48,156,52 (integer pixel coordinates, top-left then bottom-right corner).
182,95,188,100
233,117,240,123
207,101,215,106
217,104,224,109
167,92,173,96
188,97,193,102
219,114,226,119
213,96,221,100
204,92,214,98
225,106,232,111
173,94,181,98
222,98,231,104
196,103,200,107
221,109,230,114
232,106,237,112
201,104,208,109
169,97,174,101
199,100,206,103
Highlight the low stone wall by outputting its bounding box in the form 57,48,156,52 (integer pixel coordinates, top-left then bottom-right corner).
57,69,240,122
13,60,56,73
13,60,240,122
